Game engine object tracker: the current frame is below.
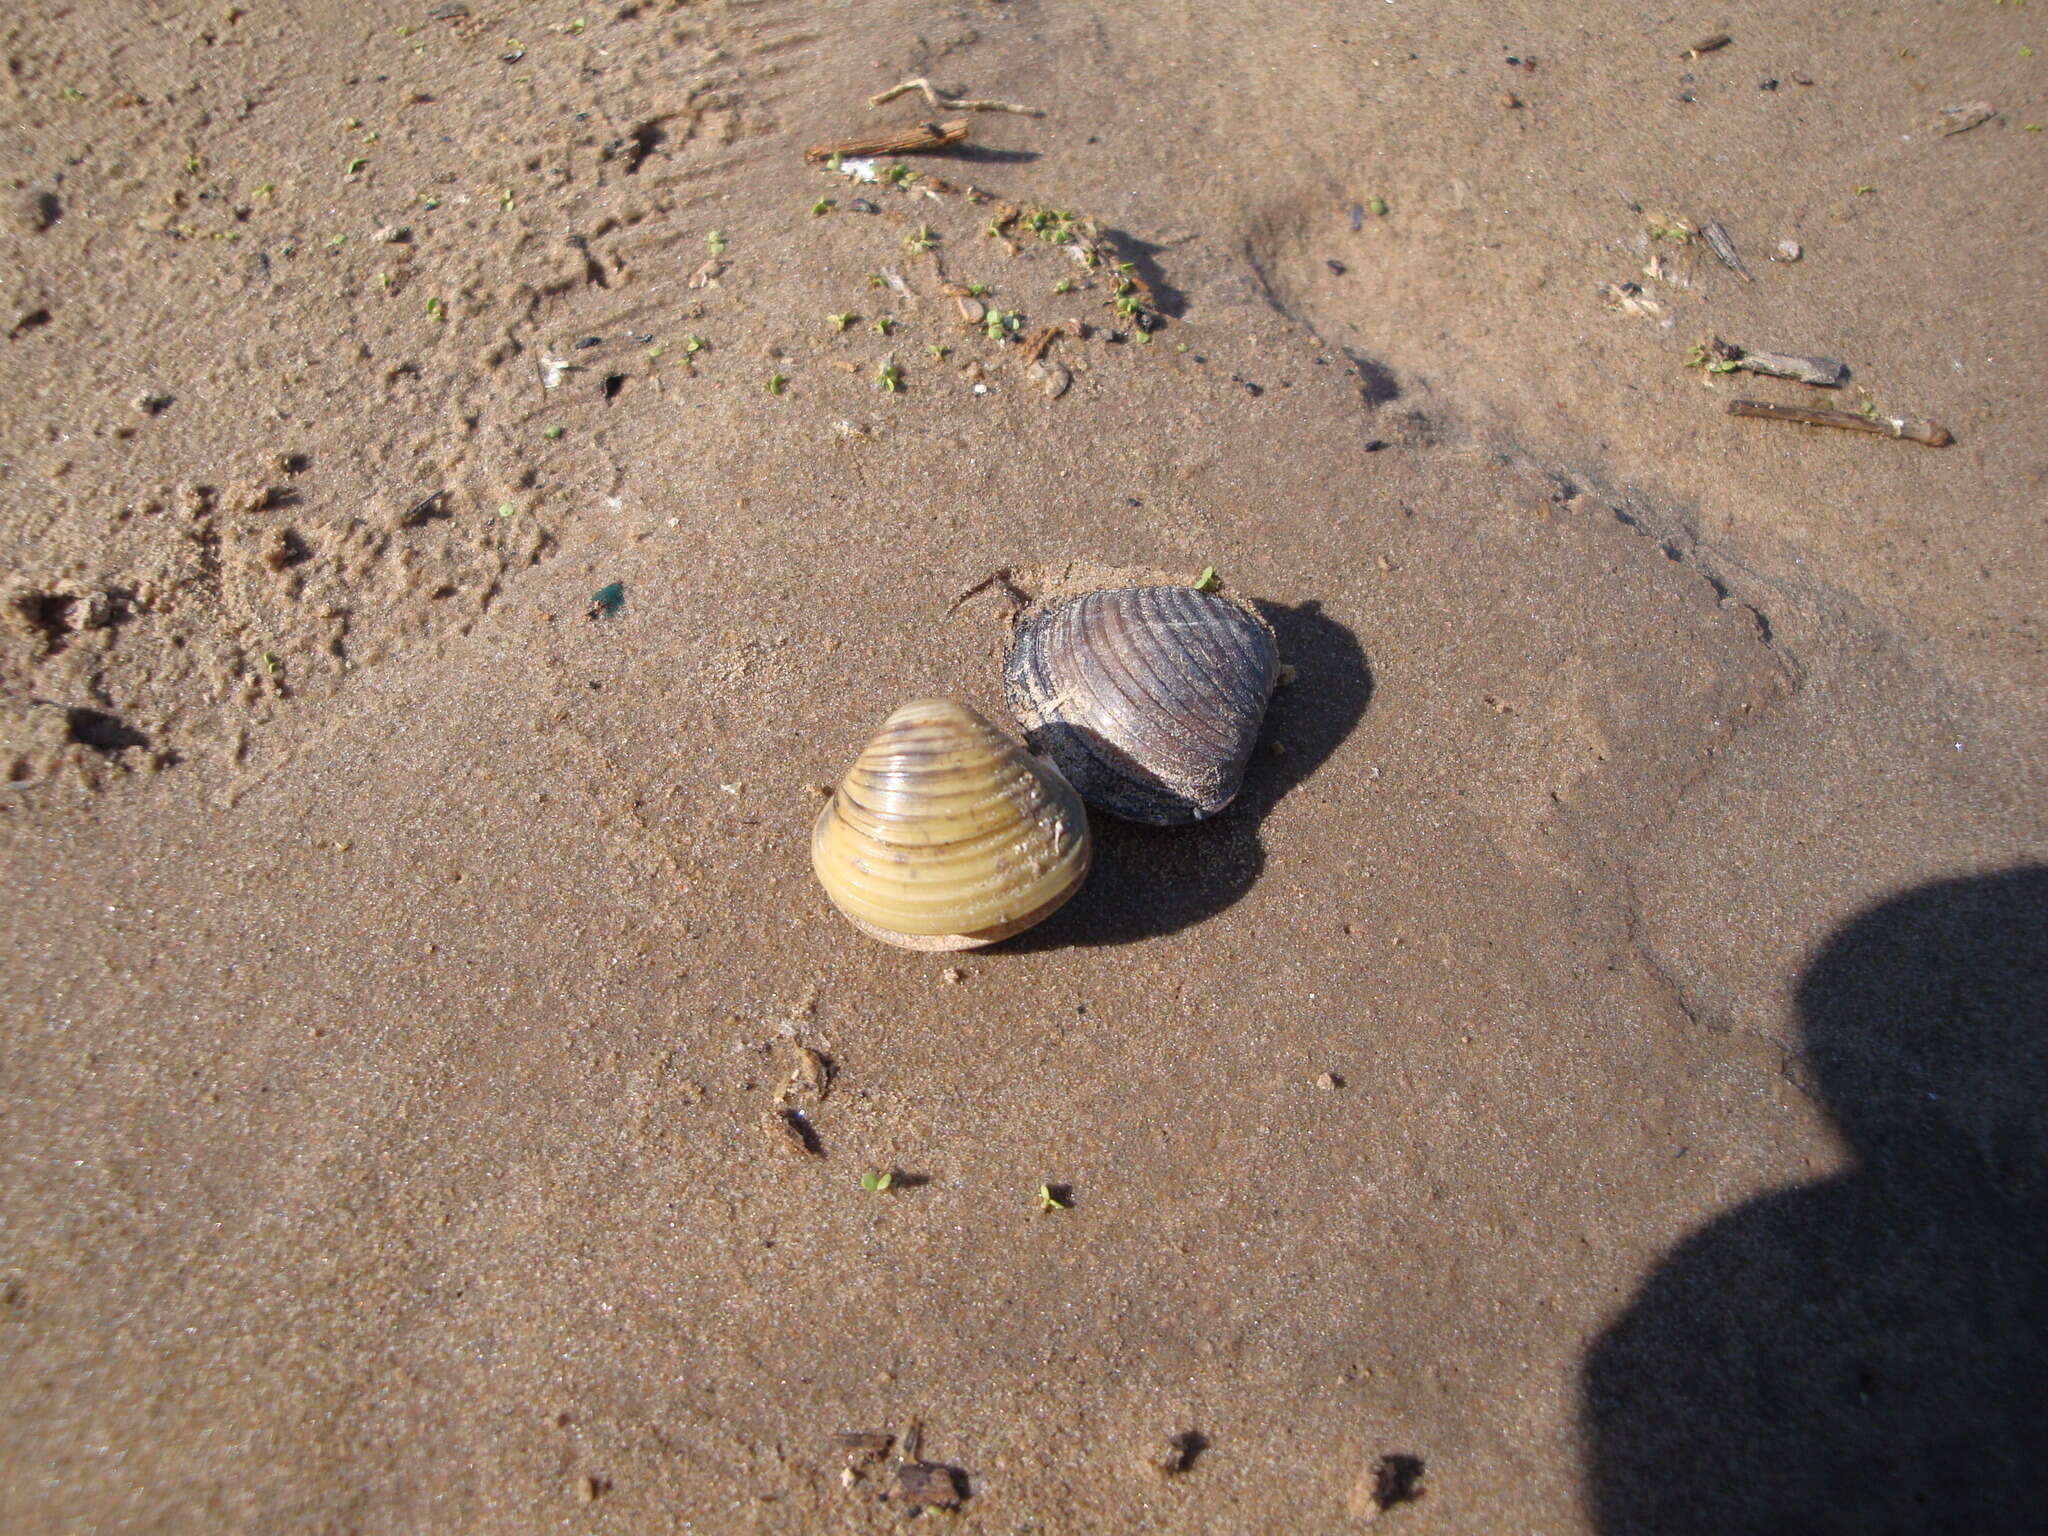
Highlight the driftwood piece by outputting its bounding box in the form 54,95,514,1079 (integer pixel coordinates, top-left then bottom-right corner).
805,119,969,162
1710,339,1847,387
1727,399,1951,446
1736,350,1847,387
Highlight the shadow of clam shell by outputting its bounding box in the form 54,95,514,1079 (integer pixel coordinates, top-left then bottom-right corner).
1005,597,1372,950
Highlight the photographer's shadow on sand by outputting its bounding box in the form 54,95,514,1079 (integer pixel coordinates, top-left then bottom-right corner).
1010,597,1372,950
1582,866,2048,1534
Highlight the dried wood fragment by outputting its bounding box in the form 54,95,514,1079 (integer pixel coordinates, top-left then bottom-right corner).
1700,219,1753,282
805,119,969,162
1020,324,1059,365
831,1430,894,1463
1687,34,1732,57
870,77,1043,117
1726,399,1951,446
1735,348,1847,387
887,1461,964,1510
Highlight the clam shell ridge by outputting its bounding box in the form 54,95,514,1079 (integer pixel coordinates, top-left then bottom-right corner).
1003,586,1281,825
811,698,1091,951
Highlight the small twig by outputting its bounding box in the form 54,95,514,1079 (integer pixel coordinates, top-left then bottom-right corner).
870,77,1043,117
1727,399,1951,446
1686,34,1732,58
805,119,969,162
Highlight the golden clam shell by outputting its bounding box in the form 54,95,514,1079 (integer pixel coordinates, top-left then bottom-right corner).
811,698,1091,951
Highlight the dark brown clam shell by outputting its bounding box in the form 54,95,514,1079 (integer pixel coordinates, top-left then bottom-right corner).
1003,585,1281,825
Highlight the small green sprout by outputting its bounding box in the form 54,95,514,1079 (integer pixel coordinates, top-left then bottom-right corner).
1648,218,1691,242
567,16,586,33
544,424,565,440
1194,567,1220,593
184,153,202,175
647,345,666,361
683,334,706,356
343,118,362,130
254,183,275,198
497,503,516,518
827,152,843,171
1036,1184,1071,1213
499,187,515,210
1368,195,1389,217
421,196,440,210
377,270,393,291
829,312,855,332
866,272,885,289
872,316,894,336
362,131,378,144
61,87,85,101
345,156,367,176
925,343,949,360
906,223,937,251
984,218,1006,238
706,229,728,254
261,650,281,676
1854,184,1875,195
425,295,445,321
396,25,412,37
327,233,347,248
1053,277,1074,294
877,360,903,393
860,1170,894,1193
967,283,988,297
984,310,1021,341
882,162,911,185
767,372,787,396
811,197,833,216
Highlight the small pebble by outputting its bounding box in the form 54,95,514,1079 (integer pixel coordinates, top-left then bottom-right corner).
1773,240,1802,262
1316,1072,1345,1091
373,224,411,243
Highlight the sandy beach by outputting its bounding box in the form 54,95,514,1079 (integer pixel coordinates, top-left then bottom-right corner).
4,1,2043,1529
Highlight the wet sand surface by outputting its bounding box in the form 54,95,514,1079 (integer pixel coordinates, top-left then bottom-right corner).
3,2,2042,1530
